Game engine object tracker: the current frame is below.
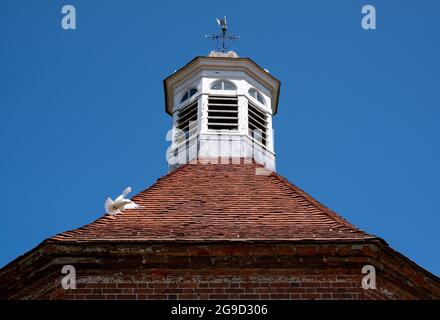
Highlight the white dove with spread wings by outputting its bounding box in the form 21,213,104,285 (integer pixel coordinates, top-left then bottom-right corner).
105,187,138,215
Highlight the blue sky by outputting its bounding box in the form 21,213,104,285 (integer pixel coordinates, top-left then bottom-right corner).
1,0,439,276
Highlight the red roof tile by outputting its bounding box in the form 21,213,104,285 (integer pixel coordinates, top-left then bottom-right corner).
50,162,377,242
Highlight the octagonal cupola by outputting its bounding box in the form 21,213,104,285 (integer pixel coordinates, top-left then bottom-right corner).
164,51,280,172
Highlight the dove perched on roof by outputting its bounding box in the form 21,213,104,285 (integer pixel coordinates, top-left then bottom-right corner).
105,187,138,215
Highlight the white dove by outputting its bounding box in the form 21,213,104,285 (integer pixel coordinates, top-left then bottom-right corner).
216,16,227,32
105,187,138,215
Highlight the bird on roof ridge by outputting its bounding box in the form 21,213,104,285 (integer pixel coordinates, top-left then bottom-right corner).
105,186,138,215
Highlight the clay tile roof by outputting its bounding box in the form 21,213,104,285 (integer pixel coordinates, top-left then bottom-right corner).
50,162,377,243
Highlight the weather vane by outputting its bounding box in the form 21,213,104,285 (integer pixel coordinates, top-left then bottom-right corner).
205,16,240,52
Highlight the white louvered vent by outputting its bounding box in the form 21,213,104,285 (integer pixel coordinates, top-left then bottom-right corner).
207,95,239,131
175,100,198,143
248,101,268,146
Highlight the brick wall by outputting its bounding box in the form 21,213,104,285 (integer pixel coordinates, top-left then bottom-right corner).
46,270,401,300
2,241,439,300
